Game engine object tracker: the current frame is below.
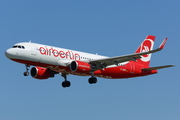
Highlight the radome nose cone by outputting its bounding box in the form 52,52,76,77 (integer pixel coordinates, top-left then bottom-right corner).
5,49,10,58
5,49,14,58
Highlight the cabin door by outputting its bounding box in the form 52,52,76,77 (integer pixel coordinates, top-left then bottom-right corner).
30,43,37,55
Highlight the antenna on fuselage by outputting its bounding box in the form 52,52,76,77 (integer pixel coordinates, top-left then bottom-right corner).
96,53,98,55
29,40,31,43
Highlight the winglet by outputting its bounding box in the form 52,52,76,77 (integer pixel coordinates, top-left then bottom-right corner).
159,38,168,49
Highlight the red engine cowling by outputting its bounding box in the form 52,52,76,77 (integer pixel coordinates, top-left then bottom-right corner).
30,67,54,79
70,61,91,72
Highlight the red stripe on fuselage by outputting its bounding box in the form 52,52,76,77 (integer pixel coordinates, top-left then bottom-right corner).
10,58,157,79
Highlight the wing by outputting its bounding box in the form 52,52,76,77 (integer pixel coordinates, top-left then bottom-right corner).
89,38,168,71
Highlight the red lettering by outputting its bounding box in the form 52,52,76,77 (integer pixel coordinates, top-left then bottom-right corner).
39,47,81,60
75,53,80,60
48,47,53,56
53,49,59,57
45,46,48,55
66,51,70,59
59,51,65,58
39,47,46,55
70,51,74,60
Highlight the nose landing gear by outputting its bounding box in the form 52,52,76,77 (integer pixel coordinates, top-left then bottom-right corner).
23,64,30,76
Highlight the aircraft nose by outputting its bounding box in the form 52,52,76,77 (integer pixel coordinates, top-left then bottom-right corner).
5,48,16,58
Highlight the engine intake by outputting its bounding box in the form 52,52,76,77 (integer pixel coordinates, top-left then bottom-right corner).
30,67,54,79
70,61,91,72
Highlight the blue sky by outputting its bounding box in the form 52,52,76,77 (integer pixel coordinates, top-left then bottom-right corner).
1,0,179,120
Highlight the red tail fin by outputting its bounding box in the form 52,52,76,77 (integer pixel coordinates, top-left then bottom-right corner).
135,35,156,66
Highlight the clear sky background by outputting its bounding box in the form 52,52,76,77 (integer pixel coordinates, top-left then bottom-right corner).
1,0,179,120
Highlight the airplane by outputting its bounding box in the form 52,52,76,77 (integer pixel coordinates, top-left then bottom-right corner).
5,35,174,88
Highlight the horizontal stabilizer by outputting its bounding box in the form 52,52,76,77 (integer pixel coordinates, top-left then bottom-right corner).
142,65,174,71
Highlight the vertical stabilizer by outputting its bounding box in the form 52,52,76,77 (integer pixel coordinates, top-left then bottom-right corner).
135,35,155,66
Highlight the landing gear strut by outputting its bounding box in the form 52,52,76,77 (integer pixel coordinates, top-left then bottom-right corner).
61,73,71,88
23,64,30,76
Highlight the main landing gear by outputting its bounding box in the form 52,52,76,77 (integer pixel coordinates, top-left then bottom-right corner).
61,73,71,88
60,73,98,88
23,64,30,76
88,77,97,84
88,72,97,84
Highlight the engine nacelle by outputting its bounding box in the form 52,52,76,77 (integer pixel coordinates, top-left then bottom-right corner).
30,67,54,79
70,61,91,72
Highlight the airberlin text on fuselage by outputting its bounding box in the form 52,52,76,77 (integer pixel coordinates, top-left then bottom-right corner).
39,46,81,60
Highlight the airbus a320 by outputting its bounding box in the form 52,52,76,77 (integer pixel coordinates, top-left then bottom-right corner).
5,35,174,88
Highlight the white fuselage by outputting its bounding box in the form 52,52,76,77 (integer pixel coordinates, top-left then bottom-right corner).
5,42,113,75
6,42,107,62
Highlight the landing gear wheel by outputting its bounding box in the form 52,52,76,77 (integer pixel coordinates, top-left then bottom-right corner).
23,72,29,76
88,78,93,84
62,81,71,88
88,77,97,84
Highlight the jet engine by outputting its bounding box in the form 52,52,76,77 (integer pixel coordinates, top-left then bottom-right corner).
30,67,54,79
70,61,91,72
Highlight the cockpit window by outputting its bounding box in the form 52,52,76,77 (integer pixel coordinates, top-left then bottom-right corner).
12,45,18,48
12,45,25,49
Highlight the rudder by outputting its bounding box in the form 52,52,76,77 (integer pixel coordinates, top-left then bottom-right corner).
135,35,155,66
